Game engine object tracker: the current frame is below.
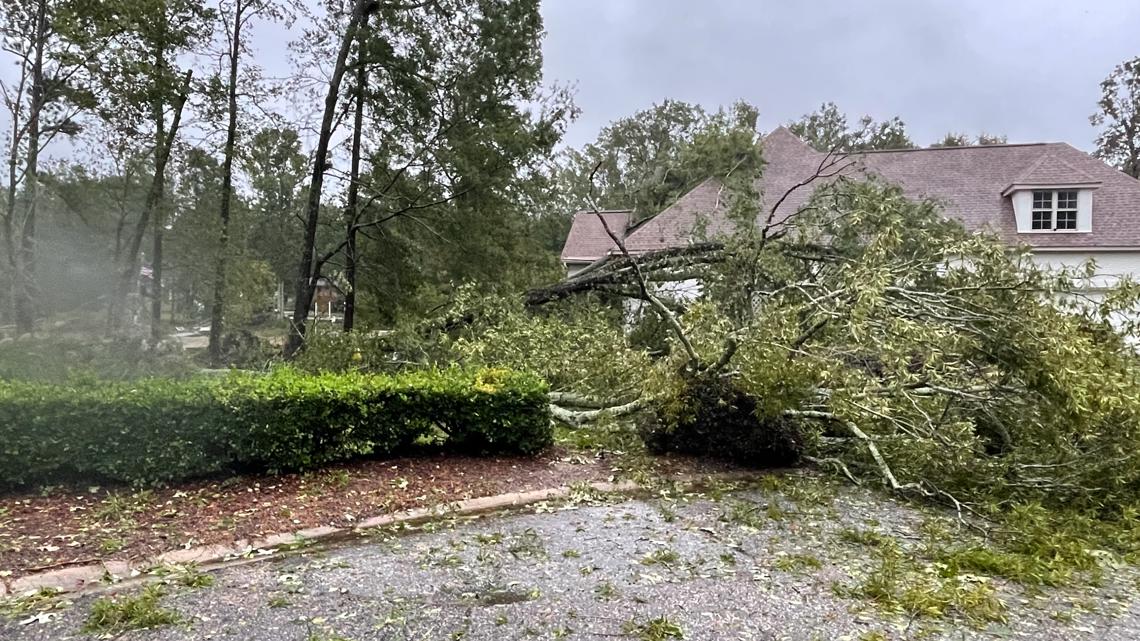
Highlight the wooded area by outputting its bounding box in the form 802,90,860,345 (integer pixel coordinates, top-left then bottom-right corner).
4,1,1139,359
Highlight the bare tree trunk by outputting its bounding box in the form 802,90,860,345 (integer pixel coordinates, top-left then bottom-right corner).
11,0,48,335
208,1,245,365
342,20,367,333
150,186,164,337
149,59,168,340
110,70,192,332
284,0,370,356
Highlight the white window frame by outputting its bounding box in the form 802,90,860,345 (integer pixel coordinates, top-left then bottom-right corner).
1030,189,1079,231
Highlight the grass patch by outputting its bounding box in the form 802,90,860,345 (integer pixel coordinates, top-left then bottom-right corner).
0,587,70,619
721,500,766,529
151,563,215,588
774,553,823,572
305,631,354,641
594,581,619,600
92,490,154,523
838,527,894,548
83,585,182,634
640,548,681,566
507,528,546,559
837,540,1006,625
623,616,684,640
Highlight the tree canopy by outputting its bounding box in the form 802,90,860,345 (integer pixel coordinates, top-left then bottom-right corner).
550,100,761,229
1092,55,1140,178
787,102,915,152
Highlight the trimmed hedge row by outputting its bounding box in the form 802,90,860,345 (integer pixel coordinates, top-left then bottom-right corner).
0,367,551,488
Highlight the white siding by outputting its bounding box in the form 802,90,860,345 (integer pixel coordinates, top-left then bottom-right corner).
565,262,590,278
1031,250,1140,332
1030,250,1140,293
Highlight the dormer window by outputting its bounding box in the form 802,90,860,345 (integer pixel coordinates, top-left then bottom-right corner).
1031,190,1079,231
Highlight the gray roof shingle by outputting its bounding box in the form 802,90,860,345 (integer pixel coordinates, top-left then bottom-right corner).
560,210,632,262
563,127,1140,262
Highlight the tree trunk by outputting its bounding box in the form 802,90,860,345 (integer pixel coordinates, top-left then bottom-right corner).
11,0,48,335
342,21,367,333
284,0,370,357
208,1,245,365
150,67,168,341
110,70,192,332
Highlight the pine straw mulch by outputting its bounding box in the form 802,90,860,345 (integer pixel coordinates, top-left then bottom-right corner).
0,449,735,580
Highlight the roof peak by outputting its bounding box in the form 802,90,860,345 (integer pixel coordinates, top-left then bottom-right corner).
763,126,814,150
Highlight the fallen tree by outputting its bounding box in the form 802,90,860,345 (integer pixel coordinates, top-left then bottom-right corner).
515,147,1140,513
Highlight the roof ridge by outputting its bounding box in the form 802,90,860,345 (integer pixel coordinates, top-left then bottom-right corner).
855,142,1053,154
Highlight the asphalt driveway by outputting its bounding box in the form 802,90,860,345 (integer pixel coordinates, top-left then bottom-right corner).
4,476,1137,640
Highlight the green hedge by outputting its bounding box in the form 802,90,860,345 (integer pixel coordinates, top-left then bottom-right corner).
0,367,551,489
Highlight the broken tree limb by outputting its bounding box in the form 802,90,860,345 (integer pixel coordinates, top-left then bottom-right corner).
547,391,626,409
525,243,723,308
783,408,921,493
584,164,702,371
803,455,861,486
549,398,645,428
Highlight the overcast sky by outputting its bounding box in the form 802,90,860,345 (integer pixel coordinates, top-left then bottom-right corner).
5,0,1139,162
540,0,1140,150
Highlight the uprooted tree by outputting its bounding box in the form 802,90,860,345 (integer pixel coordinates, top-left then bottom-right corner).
509,140,1140,512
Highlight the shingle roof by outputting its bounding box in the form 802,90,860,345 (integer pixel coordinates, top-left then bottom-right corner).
563,126,1140,260
1000,152,1102,195
560,210,632,263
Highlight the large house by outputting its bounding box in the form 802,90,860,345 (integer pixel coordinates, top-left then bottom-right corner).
561,127,1140,301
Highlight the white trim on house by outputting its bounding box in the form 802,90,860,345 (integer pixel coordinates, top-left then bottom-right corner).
1000,182,1102,197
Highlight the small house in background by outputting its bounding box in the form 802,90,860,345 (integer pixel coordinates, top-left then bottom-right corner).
313,277,344,319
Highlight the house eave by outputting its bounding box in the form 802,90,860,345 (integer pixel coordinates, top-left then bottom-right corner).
1030,245,1140,253
1000,182,1102,197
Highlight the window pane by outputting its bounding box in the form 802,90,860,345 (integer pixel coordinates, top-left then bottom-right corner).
1033,190,1051,208
1058,190,1078,209
1056,210,1077,230
1032,210,1051,229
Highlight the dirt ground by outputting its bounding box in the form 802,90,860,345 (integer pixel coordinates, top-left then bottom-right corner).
0,449,732,580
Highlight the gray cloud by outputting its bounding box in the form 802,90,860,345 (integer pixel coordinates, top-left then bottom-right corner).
541,0,1140,150
4,0,1137,163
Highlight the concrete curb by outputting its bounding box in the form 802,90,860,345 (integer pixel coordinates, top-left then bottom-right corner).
0,472,755,600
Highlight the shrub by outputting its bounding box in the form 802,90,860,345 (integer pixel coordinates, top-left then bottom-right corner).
639,373,803,468
0,367,550,489
0,377,231,486
426,368,553,455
